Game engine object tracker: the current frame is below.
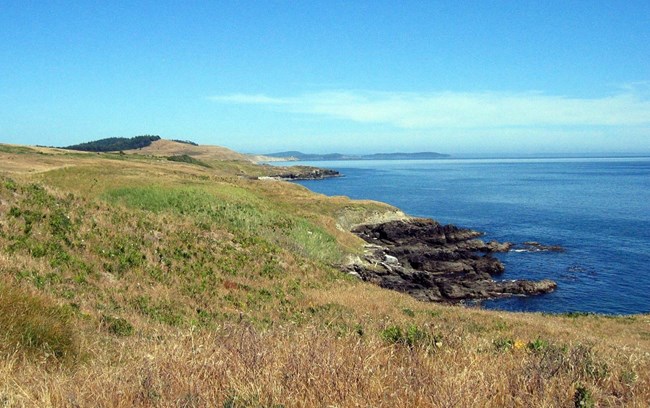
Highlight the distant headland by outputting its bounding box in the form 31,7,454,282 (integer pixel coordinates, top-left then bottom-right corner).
264,151,450,161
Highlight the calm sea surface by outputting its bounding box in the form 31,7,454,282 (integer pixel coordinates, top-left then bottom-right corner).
290,157,650,315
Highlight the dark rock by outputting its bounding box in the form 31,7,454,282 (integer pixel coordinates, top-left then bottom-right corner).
353,218,483,247
519,241,565,252
485,240,513,252
346,218,557,303
260,166,341,181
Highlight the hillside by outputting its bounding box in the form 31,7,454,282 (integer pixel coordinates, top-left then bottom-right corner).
0,142,648,407
64,136,282,164
123,138,256,162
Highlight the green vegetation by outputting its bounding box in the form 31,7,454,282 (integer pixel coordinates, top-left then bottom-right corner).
63,135,160,152
100,314,134,336
574,384,595,407
166,154,212,167
381,324,441,348
171,139,199,146
102,185,344,264
0,144,35,154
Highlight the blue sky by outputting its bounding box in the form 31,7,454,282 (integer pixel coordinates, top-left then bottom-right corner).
1,1,649,154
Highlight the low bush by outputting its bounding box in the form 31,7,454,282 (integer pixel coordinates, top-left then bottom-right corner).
101,314,134,336
0,282,79,362
381,324,441,348
574,384,594,407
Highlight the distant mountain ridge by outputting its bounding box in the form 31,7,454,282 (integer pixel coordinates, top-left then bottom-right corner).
265,151,450,161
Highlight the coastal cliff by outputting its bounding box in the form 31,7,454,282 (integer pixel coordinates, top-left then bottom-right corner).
346,218,557,302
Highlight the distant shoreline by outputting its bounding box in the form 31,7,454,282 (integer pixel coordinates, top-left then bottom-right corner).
268,154,650,164
263,151,450,162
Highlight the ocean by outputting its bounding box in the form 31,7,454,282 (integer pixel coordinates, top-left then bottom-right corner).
290,156,650,315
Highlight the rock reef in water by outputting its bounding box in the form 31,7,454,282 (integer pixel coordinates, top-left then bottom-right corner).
517,241,565,252
346,218,557,302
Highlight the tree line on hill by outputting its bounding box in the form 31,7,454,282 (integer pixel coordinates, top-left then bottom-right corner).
63,135,161,152
171,139,199,146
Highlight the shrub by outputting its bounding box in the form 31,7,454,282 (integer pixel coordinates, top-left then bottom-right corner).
3,177,18,191
381,324,440,348
101,314,134,336
402,307,415,317
0,283,78,361
494,337,514,352
381,325,403,344
574,384,594,407
527,337,549,353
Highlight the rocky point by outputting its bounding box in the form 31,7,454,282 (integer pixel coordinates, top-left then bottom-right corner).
346,218,557,303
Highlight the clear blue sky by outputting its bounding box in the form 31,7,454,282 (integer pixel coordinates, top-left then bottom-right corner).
1,1,649,154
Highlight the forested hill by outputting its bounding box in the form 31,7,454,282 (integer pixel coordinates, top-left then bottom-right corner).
63,135,161,152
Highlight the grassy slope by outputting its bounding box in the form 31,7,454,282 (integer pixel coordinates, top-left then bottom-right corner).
0,143,648,407
123,139,255,162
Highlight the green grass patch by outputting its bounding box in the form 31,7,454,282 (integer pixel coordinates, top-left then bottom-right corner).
0,144,35,154
101,314,134,336
103,186,216,214
103,185,344,264
132,295,185,326
381,324,442,349
167,154,212,168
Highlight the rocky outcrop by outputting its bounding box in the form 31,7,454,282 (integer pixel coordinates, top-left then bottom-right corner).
258,166,341,181
346,218,557,302
517,242,565,252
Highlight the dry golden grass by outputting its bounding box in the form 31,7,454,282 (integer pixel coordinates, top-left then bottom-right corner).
1,317,648,407
0,143,649,407
123,139,255,162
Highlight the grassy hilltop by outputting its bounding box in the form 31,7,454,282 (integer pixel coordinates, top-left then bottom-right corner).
0,140,648,407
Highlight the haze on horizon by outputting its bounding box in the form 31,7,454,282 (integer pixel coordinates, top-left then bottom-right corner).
1,1,649,155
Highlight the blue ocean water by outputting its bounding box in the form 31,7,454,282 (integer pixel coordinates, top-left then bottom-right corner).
291,157,650,315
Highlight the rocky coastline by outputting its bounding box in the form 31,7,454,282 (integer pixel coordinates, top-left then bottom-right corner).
345,218,557,303
258,166,341,181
